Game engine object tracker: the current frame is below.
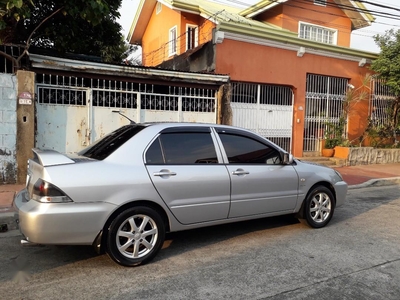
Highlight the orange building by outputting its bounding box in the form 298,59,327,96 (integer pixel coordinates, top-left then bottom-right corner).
129,0,378,157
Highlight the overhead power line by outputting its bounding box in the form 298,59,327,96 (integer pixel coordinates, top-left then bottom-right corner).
217,0,400,22
289,0,400,23
354,0,400,12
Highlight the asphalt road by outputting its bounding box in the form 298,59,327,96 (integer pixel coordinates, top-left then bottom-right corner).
1,185,400,300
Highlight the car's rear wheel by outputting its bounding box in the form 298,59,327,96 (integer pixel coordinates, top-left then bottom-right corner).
303,186,335,228
106,206,165,267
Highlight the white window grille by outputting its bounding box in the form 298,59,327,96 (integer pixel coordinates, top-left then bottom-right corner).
303,74,348,152
186,25,198,50
35,74,216,113
370,78,396,128
169,26,177,56
299,22,336,45
314,0,327,6
156,2,162,14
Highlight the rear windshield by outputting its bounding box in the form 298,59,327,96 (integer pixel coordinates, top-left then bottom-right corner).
79,125,145,160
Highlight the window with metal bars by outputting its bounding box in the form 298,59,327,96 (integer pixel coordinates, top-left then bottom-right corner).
370,79,396,128
303,74,348,152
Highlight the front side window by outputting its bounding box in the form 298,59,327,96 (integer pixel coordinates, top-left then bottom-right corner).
219,134,281,165
146,132,218,164
169,26,177,56
299,22,336,45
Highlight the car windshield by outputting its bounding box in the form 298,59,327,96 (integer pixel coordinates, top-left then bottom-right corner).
79,125,146,160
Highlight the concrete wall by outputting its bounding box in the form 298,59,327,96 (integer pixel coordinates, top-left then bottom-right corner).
346,147,400,166
0,74,17,183
158,41,215,72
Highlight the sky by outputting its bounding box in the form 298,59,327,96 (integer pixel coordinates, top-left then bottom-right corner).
118,0,400,54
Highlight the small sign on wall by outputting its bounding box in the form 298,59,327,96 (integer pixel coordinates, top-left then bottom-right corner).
18,92,32,105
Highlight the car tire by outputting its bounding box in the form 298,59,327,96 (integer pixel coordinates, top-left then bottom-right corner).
106,206,165,267
303,186,335,228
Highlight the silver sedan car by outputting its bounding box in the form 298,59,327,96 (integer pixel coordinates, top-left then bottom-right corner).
14,123,347,267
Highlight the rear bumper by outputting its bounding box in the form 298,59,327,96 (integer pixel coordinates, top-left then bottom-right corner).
13,188,116,245
13,188,29,231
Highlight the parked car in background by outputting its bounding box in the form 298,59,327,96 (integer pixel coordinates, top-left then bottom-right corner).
14,123,347,267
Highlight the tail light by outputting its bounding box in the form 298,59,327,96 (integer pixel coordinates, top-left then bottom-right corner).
32,179,73,203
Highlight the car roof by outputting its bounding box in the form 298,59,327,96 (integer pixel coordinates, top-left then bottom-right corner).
140,122,240,130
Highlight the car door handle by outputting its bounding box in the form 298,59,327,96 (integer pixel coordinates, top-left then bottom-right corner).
232,169,249,176
153,170,177,177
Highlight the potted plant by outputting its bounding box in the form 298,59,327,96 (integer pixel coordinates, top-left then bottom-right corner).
322,138,339,157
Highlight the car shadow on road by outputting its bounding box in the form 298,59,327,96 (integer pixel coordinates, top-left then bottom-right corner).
156,185,400,264
1,213,303,283
156,214,304,263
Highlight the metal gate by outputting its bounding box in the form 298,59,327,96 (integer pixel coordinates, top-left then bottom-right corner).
35,74,217,153
370,78,396,128
303,74,348,152
230,82,293,152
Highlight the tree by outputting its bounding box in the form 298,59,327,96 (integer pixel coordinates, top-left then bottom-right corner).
371,29,400,145
0,0,127,67
122,45,142,66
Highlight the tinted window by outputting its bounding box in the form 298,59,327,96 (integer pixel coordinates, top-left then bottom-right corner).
146,138,164,164
219,134,281,164
79,125,145,160
145,132,218,164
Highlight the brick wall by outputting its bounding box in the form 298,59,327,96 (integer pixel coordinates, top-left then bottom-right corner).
0,74,17,183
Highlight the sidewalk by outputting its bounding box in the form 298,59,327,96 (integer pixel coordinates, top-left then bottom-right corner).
0,184,25,212
1,163,400,231
333,163,400,189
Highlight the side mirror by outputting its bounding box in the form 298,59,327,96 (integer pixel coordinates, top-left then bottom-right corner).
283,153,294,164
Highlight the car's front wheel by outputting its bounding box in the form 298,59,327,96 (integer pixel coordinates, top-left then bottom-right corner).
106,206,165,267
303,186,335,228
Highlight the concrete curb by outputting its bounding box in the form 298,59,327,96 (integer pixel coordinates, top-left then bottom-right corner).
347,177,400,190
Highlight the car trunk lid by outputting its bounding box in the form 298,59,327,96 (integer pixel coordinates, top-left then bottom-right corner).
26,148,76,198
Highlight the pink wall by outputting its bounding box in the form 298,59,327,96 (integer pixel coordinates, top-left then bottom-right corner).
215,39,371,156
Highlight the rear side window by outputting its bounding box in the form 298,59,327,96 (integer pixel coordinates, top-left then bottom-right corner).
146,132,218,164
79,125,145,160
